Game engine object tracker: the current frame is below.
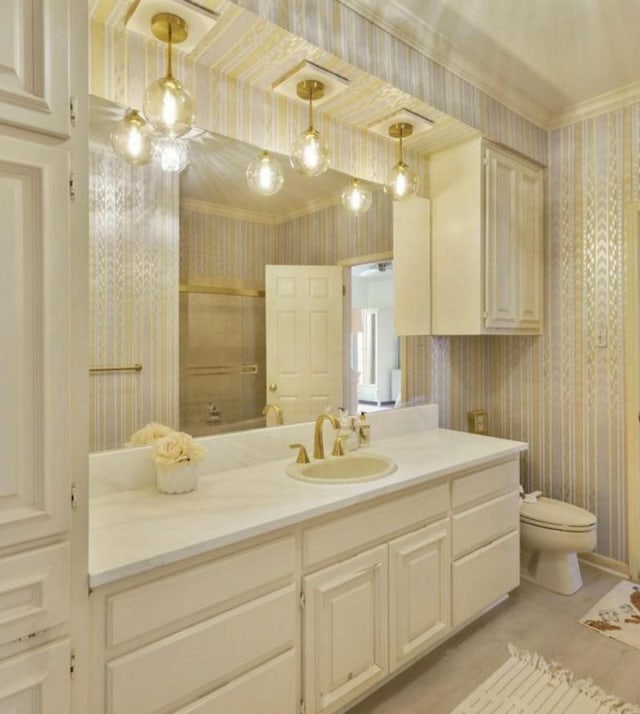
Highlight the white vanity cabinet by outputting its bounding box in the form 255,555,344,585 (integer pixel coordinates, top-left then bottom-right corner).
430,137,544,335
90,536,299,714
451,460,521,626
301,483,451,714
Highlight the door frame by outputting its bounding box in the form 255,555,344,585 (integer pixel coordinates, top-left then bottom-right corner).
624,203,640,581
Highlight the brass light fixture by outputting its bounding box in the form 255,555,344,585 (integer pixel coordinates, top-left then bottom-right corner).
290,79,330,176
384,122,419,201
246,150,285,195
143,13,195,138
110,109,156,165
341,178,373,216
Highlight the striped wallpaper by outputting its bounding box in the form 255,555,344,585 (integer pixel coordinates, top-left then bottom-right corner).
88,1,634,564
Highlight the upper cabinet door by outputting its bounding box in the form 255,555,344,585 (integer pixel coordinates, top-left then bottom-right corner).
0,0,70,137
0,134,71,547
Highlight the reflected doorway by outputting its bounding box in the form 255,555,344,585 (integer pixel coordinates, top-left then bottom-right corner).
349,261,400,414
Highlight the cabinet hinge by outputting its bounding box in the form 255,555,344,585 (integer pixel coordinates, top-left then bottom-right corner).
342,285,346,296
70,650,76,678
69,172,76,200
71,483,78,509
70,96,78,126
300,700,306,714
299,591,305,609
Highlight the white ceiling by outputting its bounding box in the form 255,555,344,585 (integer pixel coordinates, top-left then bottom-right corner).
342,0,640,127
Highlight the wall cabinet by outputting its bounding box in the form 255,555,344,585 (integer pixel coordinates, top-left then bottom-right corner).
90,458,520,714
430,138,544,335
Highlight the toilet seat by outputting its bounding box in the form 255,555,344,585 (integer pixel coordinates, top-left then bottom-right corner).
520,497,596,533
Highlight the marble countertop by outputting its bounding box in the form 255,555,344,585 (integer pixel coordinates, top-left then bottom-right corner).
89,428,526,588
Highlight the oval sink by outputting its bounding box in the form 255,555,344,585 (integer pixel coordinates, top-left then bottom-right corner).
286,452,397,483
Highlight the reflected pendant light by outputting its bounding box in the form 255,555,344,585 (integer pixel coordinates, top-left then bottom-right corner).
110,109,155,165
143,13,195,138
155,137,189,173
384,122,419,201
341,178,373,216
290,80,330,177
246,150,285,195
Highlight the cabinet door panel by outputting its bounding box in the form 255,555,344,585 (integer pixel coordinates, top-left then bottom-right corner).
0,543,70,646
389,521,450,670
518,166,543,328
0,136,71,547
0,639,70,713
0,1,70,136
452,530,519,626
303,545,388,714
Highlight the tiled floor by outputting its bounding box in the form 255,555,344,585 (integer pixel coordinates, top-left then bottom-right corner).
349,565,640,713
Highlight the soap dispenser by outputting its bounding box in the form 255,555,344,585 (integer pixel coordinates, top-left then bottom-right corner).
357,411,371,446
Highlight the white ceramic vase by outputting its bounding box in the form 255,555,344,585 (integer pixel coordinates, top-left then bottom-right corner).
155,460,198,494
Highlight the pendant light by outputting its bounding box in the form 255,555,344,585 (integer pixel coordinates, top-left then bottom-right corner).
384,122,419,201
341,178,373,216
246,150,285,195
110,109,156,165
143,13,195,138
155,137,189,173
290,80,330,177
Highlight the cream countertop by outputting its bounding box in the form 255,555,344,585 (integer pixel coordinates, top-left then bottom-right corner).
89,427,526,588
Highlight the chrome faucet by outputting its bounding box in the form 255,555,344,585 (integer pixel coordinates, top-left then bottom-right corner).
262,403,284,425
313,413,339,459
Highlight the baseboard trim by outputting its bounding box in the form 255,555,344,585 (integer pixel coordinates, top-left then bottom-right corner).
579,552,629,578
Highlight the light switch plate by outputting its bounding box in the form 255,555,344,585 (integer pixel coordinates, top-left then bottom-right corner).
468,409,489,435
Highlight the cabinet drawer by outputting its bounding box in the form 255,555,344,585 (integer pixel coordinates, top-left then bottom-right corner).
0,638,70,713
452,530,519,626
107,584,296,714
303,484,449,568
452,490,520,558
452,459,518,510
0,542,70,646
175,650,297,714
107,535,295,648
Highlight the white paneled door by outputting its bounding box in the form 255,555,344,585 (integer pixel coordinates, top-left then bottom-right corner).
265,265,343,424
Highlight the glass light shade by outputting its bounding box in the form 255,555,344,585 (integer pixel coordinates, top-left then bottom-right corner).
384,161,419,201
143,75,195,138
341,179,373,216
246,151,284,195
290,128,330,176
155,137,189,173
110,110,155,165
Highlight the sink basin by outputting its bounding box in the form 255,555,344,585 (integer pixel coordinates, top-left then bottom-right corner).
286,452,397,483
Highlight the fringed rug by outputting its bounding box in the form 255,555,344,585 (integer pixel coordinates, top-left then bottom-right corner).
580,580,640,650
451,644,640,713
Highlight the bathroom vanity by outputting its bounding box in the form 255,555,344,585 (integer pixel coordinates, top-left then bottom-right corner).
88,407,525,714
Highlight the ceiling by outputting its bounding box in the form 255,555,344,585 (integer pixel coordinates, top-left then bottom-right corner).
342,0,640,127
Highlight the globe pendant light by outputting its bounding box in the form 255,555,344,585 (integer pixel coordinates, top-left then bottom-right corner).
143,13,195,138
384,122,419,201
246,150,284,195
110,109,155,165
341,178,373,216
155,137,189,173
290,80,330,177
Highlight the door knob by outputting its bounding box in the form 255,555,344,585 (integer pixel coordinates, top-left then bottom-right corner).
268,383,277,392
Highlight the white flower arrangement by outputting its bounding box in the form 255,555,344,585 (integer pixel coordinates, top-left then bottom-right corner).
152,431,206,469
126,422,173,446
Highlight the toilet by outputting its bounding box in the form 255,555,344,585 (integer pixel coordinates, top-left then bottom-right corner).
519,496,597,595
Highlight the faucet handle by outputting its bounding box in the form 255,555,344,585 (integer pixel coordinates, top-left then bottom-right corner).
289,443,310,464
331,433,350,457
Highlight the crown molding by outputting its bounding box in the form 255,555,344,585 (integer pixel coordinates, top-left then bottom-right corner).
549,80,640,129
337,0,551,130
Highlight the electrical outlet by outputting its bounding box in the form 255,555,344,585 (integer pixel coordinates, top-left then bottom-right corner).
468,409,489,435
596,328,608,349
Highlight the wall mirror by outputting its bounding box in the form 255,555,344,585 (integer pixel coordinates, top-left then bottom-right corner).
88,95,397,451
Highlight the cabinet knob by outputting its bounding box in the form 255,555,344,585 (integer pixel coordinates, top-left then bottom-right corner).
268,383,277,392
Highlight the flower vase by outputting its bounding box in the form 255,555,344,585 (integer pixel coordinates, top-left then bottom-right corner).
155,460,198,494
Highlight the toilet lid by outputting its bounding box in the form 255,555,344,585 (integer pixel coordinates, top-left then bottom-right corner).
520,497,596,532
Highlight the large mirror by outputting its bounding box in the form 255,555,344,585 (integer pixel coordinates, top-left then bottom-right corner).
88,96,397,451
